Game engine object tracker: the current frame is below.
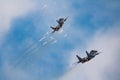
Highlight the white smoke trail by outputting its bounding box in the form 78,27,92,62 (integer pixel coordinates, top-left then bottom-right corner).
39,31,50,42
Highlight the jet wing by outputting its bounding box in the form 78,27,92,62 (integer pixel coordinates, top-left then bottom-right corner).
64,16,68,22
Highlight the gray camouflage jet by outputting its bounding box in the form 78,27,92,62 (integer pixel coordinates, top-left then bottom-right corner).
76,50,100,64
50,17,68,33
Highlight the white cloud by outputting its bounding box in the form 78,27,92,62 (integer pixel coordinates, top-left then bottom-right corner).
3,63,34,80
60,24,120,80
0,0,37,42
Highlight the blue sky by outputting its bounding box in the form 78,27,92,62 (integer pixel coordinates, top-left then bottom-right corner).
0,0,120,80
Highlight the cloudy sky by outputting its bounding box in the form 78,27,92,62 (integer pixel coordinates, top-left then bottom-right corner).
0,0,120,80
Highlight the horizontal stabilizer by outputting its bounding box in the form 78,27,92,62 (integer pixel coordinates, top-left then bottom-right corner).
50,26,55,30
76,55,82,62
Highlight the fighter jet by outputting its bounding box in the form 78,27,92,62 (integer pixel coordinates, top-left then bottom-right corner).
50,17,68,33
76,50,100,64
